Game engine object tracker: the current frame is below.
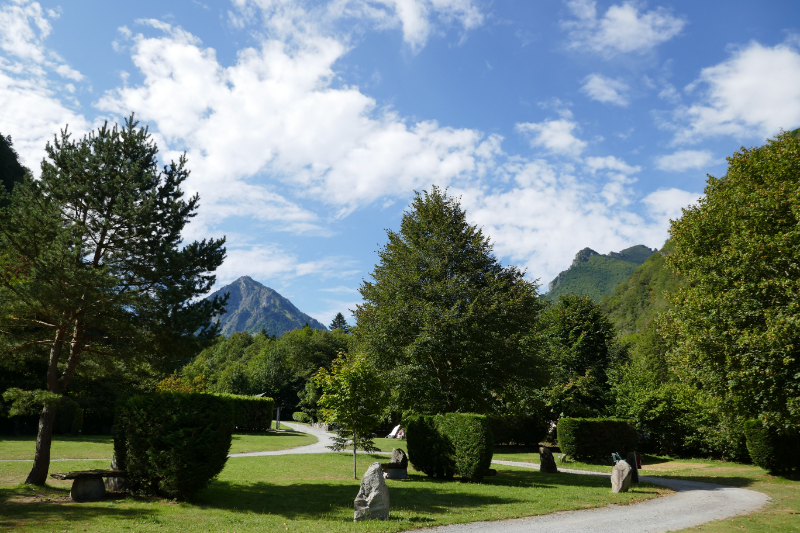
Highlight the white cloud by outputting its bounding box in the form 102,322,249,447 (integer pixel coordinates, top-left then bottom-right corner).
0,0,89,170
671,41,800,144
585,155,640,175
580,73,629,106
655,149,715,172
516,119,587,157
641,188,702,222
562,0,685,58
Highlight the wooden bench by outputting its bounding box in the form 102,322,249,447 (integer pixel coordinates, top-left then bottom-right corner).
50,469,125,501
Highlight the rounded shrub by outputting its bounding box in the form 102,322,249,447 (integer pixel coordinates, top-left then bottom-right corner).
292,411,312,423
744,420,800,476
406,415,454,478
557,418,637,459
114,392,234,499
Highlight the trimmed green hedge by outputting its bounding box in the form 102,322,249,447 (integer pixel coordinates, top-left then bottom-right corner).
406,413,494,482
744,420,800,475
487,414,548,446
213,393,274,432
114,392,234,499
557,418,637,459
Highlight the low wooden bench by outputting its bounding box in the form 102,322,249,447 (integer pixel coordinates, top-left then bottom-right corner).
50,469,125,501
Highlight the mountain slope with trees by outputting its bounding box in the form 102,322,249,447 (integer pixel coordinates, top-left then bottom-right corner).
546,245,657,302
207,276,326,337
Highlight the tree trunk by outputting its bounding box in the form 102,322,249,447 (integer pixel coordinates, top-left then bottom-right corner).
353,443,357,479
25,404,58,485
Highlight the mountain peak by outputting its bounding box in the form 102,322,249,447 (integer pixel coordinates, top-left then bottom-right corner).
208,277,326,337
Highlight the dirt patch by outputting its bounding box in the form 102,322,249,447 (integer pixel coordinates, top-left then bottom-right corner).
4,493,71,504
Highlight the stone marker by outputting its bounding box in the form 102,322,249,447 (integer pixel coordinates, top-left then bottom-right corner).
381,449,409,479
390,448,408,469
71,475,106,501
626,452,639,484
611,460,632,493
354,462,390,521
104,454,128,492
539,446,558,473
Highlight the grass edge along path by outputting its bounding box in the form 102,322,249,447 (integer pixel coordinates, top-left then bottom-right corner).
0,453,667,533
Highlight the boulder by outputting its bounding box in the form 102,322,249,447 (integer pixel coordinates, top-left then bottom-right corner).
539,446,558,473
71,476,106,502
390,448,408,469
354,462,390,521
611,460,632,493
626,452,639,484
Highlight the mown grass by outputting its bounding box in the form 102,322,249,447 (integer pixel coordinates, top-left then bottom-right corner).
372,438,406,453
492,446,800,532
0,453,665,532
0,430,318,461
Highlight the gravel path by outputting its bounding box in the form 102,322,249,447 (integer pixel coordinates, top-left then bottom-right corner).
228,422,337,457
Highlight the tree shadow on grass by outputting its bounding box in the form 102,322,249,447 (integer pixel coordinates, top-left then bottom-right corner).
0,485,157,530
0,435,114,445
643,474,761,488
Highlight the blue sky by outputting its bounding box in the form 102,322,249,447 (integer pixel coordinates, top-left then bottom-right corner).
2,0,800,326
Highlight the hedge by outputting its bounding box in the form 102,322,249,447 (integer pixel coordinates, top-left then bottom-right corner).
487,414,548,446
114,392,234,499
744,420,800,476
213,393,274,432
557,418,637,459
406,413,494,482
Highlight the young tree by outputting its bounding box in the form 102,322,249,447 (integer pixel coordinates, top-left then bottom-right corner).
354,186,546,414
314,352,387,478
329,312,349,333
663,130,800,432
0,117,227,485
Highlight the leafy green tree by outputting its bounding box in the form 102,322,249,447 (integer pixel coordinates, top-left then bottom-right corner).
0,133,27,197
329,312,349,333
663,131,800,433
540,294,619,419
314,352,387,478
0,117,227,485
355,186,545,414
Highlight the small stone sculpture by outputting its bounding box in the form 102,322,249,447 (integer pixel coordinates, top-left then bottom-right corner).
354,462,390,521
611,460,632,493
539,446,558,473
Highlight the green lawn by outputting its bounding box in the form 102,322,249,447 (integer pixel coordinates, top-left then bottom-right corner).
0,453,664,532
492,446,613,473
372,438,406,453
0,430,318,461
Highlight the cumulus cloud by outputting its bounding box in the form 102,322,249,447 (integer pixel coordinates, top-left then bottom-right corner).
671,41,800,143
562,0,685,58
641,187,702,223
655,149,715,172
581,73,629,106
0,0,89,170
516,119,587,157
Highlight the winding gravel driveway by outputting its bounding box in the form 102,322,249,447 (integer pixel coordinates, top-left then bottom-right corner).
235,423,770,532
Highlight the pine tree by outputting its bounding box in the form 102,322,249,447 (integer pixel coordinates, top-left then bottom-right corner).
0,116,227,485
329,312,349,333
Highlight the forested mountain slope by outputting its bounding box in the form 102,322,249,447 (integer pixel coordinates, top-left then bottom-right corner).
546,245,656,302
600,241,684,338
207,276,327,337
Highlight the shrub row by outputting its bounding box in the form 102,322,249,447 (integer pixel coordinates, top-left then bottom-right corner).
557,418,637,459
486,414,548,446
406,413,494,482
744,420,800,476
114,392,234,499
213,393,274,432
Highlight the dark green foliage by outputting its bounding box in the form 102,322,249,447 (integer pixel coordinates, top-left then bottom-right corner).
664,131,800,431
329,312,349,333
486,414,548,446
356,186,545,414
54,397,80,435
70,408,83,435
206,276,326,337
114,392,234,499
557,418,637,459
0,133,26,197
600,241,684,338
744,420,800,475
406,413,494,482
547,245,656,302
213,393,274,432
292,411,311,423
406,415,455,479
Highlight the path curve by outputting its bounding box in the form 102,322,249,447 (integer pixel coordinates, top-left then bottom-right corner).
228,422,336,457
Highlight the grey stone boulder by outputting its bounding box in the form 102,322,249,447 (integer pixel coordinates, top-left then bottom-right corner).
354,462,390,521
381,448,408,479
104,454,128,492
539,446,558,473
390,448,408,468
611,460,632,493
71,476,106,502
